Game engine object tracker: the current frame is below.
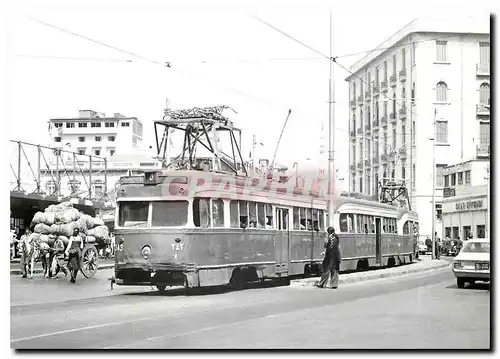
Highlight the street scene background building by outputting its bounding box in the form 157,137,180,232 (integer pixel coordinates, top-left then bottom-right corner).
346,16,490,238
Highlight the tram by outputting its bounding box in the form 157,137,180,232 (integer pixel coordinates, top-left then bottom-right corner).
110,106,418,291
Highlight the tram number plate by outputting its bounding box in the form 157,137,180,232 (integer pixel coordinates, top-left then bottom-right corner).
115,244,124,252
171,243,184,251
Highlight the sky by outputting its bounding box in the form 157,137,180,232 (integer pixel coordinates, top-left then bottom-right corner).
3,0,496,192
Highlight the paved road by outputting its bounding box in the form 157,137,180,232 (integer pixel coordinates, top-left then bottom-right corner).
10,263,490,349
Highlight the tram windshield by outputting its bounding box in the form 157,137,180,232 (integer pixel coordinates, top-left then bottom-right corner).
118,200,189,228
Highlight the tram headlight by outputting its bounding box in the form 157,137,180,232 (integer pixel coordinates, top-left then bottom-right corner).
141,245,152,259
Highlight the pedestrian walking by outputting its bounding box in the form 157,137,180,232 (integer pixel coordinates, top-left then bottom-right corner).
18,230,31,278
65,228,85,283
316,227,341,289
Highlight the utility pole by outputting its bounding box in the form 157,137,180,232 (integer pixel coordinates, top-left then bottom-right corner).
431,109,437,260
327,10,335,227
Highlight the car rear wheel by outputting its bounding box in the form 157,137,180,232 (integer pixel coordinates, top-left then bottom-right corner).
457,278,466,288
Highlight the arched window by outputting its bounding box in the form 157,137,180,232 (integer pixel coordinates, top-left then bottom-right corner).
359,109,363,128
402,87,406,99
375,101,379,120
392,92,396,114
436,82,448,102
352,113,356,131
479,83,490,105
353,83,356,98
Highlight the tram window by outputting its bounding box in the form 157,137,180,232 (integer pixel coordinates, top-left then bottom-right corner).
369,216,375,233
239,201,248,228
230,201,239,228
305,209,312,231
320,210,326,231
347,214,354,233
312,209,319,231
265,204,273,229
248,202,257,228
339,214,349,233
212,199,224,228
193,198,211,228
299,208,306,230
118,201,148,227
403,221,409,235
193,199,211,228
293,208,300,230
257,203,266,228
152,201,188,227
356,215,363,233
282,209,288,230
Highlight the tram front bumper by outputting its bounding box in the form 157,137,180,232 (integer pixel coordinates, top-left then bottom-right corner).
113,262,197,287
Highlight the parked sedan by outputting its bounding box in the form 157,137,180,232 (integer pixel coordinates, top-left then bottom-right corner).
417,240,428,255
452,239,490,288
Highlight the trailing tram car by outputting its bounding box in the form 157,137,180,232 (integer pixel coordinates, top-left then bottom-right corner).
111,169,418,291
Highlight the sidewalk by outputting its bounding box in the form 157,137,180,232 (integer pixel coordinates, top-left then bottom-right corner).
10,259,115,275
289,257,451,288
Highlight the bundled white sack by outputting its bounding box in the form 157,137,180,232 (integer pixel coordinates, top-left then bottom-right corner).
57,235,69,247
55,208,81,224
34,223,51,235
88,225,109,240
85,235,97,244
60,222,83,238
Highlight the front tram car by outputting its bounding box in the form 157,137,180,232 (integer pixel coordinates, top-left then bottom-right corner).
112,170,329,291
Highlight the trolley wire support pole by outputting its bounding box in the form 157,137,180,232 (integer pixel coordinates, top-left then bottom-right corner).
36,145,41,193
270,109,292,170
16,141,22,192
486,165,490,239
327,11,335,228
431,109,437,260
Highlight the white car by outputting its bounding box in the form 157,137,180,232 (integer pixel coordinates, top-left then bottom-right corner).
452,238,490,288
417,240,428,254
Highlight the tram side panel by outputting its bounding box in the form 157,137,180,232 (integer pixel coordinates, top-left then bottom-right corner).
340,234,377,271
288,231,326,276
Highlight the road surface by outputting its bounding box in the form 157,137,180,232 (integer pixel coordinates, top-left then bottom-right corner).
11,264,490,349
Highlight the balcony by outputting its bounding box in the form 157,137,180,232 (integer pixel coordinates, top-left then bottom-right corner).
364,159,371,167
380,115,388,127
476,143,490,158
389,74,397,87
357,127,364,135
381,81,388,92
350,99,357,108
399,106,407,120
476,104,490,116
476,63,490,76
350,163,356,172
399,68,407,82
389,151,396,160
443,187,456,198
365,123,371,132
380,154,388,163
372,119,379,130
372,156,379,165
389,112,397,123
350,129,356,137
398,147,407,158
365,91,371,102
357,162,364,169
373,85,380,97
357,95,364,105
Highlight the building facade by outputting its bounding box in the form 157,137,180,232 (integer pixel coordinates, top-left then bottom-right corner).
441,159,489,240
43,110,157,202
345,17,490,238
48,109,143,157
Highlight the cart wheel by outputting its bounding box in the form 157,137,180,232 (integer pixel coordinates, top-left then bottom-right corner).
80,245,99,279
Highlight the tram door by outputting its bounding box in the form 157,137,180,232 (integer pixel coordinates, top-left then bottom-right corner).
375,217,382,265
275,207,290,275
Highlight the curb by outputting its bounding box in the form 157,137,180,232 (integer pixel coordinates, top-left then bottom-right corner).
289,261,451,288
10,264,115,276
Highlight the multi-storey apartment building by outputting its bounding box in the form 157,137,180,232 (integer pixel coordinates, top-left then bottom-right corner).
345,17,490,238
48,109,143,157
44,110,157,201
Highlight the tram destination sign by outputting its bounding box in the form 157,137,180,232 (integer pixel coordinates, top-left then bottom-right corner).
455,199,483,211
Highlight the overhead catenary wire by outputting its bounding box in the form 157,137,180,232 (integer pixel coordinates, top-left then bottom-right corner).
251,14,421,120
28,16,330,126
12,54,133,63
